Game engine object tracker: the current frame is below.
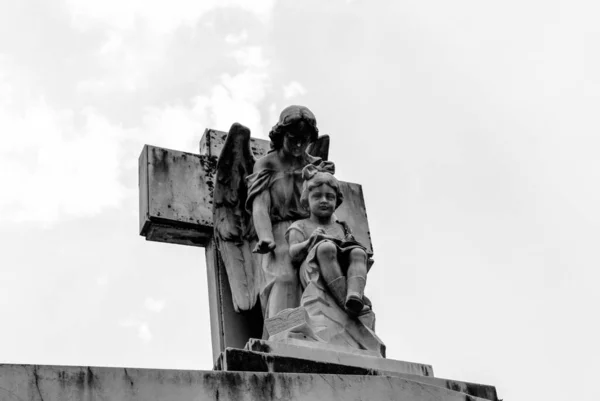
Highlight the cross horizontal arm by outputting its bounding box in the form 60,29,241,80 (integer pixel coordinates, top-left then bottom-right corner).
139,129,269,247
139,129,373,253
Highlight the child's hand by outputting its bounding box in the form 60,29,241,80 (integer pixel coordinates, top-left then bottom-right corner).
310,227,326,238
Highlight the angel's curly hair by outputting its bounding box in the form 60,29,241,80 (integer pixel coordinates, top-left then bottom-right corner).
269,105,319,150
300,166,344,211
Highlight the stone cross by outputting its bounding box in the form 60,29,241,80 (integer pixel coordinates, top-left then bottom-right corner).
139,129,373,364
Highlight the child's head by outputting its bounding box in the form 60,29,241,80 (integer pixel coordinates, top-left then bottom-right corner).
300,165,344,215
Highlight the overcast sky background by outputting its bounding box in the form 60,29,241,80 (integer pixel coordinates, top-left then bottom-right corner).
1,0,599,400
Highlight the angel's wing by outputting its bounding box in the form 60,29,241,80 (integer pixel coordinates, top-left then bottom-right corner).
307,134,330,160
213,123,261,313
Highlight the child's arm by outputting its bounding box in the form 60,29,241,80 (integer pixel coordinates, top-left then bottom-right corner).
288,227,326,264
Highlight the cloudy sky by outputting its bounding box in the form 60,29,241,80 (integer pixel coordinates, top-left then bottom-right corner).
1,0,599,400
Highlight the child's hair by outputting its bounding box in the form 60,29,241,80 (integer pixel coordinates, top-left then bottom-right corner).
300,165,344,210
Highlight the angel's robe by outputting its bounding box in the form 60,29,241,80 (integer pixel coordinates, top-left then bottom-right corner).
245,156,335,319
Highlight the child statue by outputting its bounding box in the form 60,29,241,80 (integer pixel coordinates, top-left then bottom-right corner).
286,165,371,317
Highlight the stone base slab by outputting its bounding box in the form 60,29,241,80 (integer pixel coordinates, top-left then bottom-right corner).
0,363,497,401
217,347,498,401
245,338,433,376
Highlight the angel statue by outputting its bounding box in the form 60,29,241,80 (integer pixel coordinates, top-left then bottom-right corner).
213,105,332,319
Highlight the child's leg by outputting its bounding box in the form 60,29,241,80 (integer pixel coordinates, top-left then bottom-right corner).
316,241,346,307
345,248,368,315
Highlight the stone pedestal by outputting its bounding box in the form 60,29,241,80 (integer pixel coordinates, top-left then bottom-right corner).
213,340,498,401
0,363,499,401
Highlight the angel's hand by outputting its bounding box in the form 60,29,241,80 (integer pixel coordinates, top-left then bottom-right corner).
253,238,276,254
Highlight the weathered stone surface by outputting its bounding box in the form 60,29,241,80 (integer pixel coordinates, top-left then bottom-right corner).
199,128,270,159
245,339,433,377
0,364,496,401
139,145,216,247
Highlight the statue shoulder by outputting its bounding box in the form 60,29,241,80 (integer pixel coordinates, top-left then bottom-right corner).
253,152,279,173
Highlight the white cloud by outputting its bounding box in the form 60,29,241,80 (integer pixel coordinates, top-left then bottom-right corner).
225,30,249,45
138,99,210,153
0,77,216,225
138,323,153,343
0,49,220,224
230,46,270,69
195,46,272,135
119,318,153,344
0,94,128,224
144,297,166,313
283,81,307,99
66,0,277,33
96,276,109,287
0,2,278,226
202,72,268,134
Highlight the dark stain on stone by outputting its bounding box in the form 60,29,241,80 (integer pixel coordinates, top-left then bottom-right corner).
447,380,499,401
200,155,217,176
447,381,463,392
220,372,244,400
86,367,95,388
74,370,86,389
464,382,499,401
58,370,67,387
277,373,296,400
251,340,271,354
249,372,275,400
32,365,45,401
422,365,431,376
152,148,170,181
123,368,134,388
222,372,242,387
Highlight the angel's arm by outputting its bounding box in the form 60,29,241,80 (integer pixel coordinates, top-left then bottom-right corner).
251,190,276,253
288,228,312,264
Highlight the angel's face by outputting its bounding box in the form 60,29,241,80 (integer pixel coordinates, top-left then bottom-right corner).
282,126,311,157
308,184,336,219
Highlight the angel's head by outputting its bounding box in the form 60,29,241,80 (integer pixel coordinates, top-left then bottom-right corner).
269,105,319,156
300,165,343,217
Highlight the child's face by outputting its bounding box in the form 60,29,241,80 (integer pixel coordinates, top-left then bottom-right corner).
308,184,336,219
